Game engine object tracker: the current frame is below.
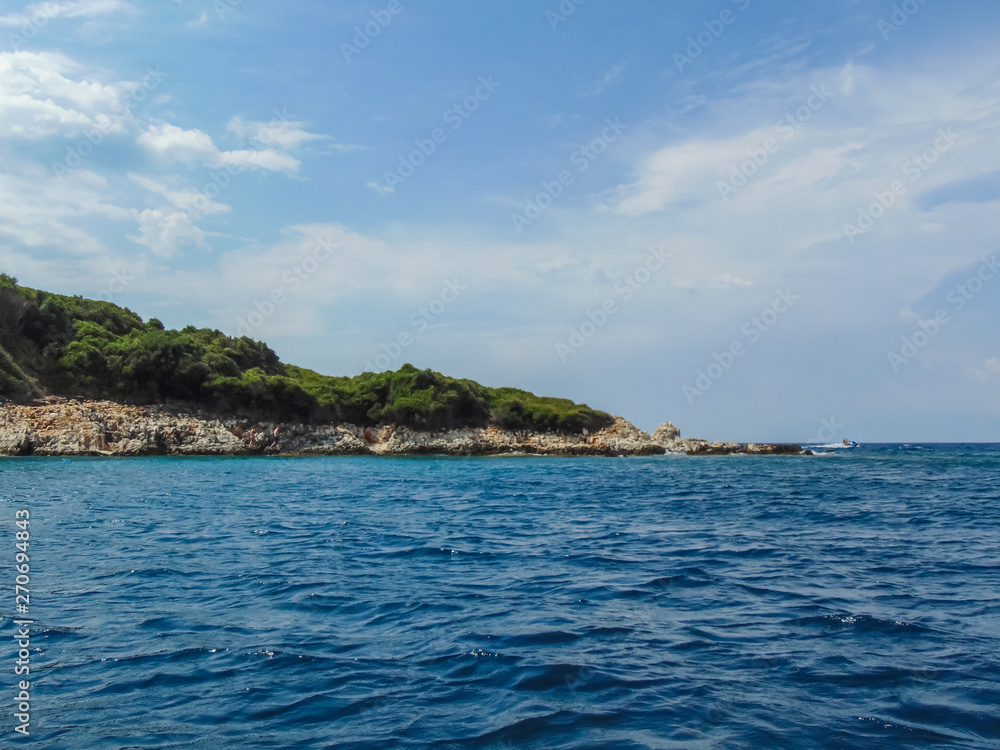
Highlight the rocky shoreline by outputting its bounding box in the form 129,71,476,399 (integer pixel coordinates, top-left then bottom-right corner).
0,399,804,457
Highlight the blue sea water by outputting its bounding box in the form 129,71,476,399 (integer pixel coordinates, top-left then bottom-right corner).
2,444,999,749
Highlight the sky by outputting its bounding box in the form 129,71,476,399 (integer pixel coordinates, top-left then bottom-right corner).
0,0,998,442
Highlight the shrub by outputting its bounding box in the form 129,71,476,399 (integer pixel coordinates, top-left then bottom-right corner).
0,284,615,431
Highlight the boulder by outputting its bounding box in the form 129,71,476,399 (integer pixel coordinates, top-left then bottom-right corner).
685,440,743,455
743,443,803,455
651,421,681,447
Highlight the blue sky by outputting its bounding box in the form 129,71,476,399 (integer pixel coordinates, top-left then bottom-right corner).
1,0,999,441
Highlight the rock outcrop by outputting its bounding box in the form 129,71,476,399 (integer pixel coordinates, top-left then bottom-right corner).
743,442,803,455
0,400,666,457
0,399,243,456
650,421,803,456
651,421,680,445
0,402,808,458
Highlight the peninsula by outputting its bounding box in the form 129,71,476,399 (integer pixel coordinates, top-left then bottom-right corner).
0,276,799,457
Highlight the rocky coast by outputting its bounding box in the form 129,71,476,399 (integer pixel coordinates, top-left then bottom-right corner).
0,398,803,457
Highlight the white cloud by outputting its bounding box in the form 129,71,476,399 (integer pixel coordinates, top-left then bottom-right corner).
127,208,208,258
186,10,209,29
129,173,230,215
970,357,1000,383
136,122,214,161
588,64,625,97
763,143,865,192
0,160,128,255
609,131,866,218
104,223,550,334
0,51,130,139
610,58,1000,221
535,255,581,273
228,115,363,156
227,115,328,151
611,133,763,216
709,275,754,289
124,174,234,257
0,0,133,26
221,149,300,172
137,122,301,172
0,50,324,266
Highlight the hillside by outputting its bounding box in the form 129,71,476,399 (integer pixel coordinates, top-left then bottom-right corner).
0,274,613,433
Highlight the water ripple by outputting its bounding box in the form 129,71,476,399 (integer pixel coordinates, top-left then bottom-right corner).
3,444,999,748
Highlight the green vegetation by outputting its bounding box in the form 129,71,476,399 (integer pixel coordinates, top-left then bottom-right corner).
0,279,613,433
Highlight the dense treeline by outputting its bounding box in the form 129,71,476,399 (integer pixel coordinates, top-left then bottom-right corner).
0,275,612,433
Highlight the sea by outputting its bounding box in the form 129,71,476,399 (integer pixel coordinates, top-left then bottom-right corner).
2,444,998,749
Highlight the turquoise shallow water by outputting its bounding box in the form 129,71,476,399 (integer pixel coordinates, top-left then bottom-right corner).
2,445,999,748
